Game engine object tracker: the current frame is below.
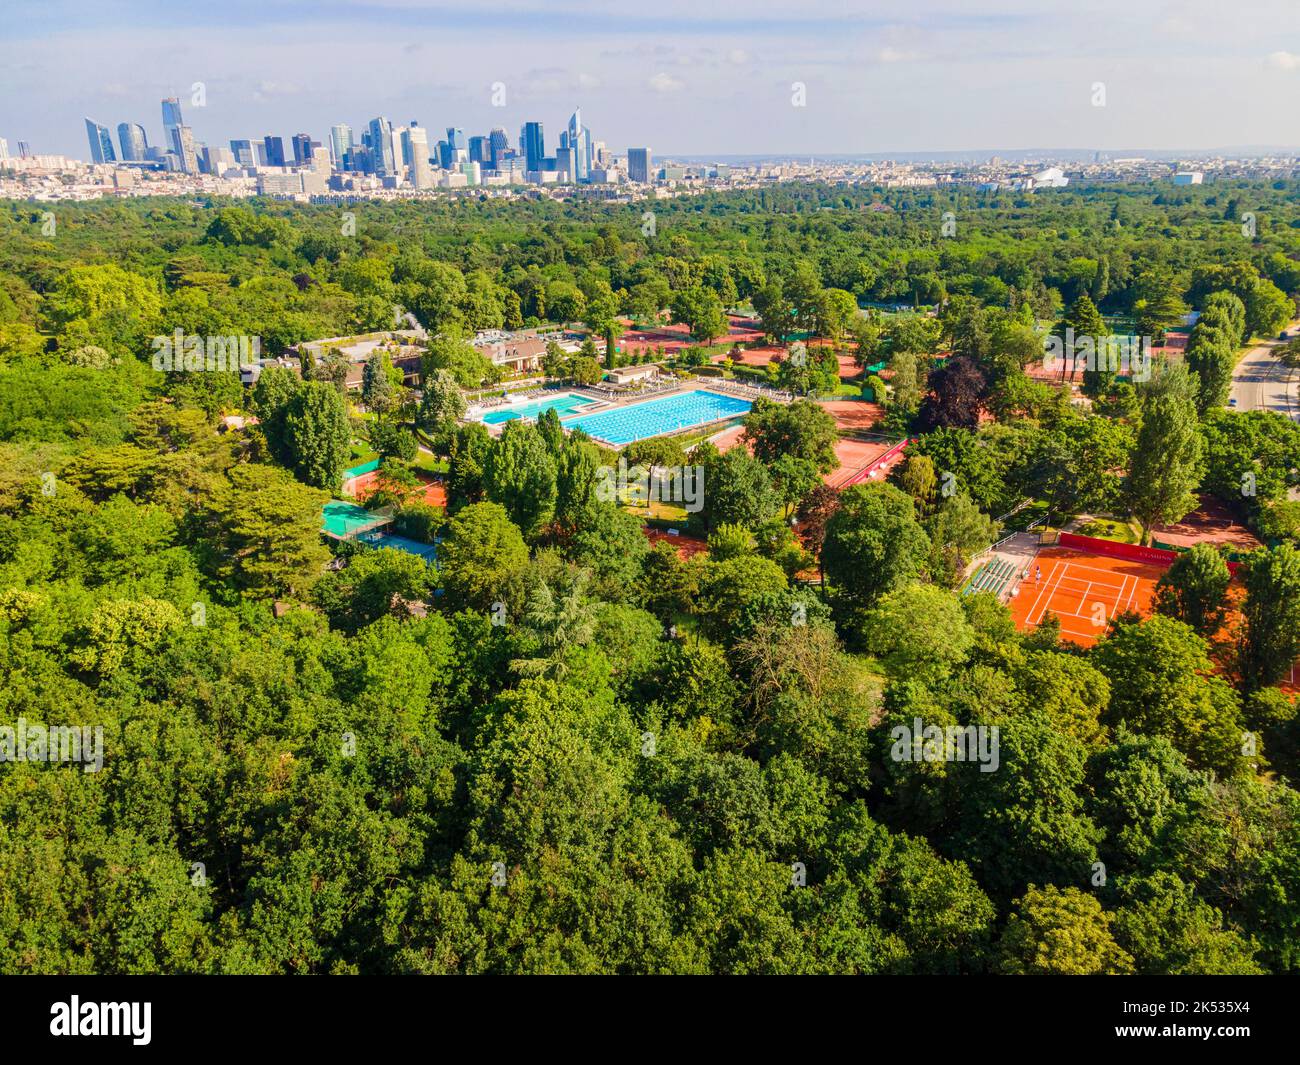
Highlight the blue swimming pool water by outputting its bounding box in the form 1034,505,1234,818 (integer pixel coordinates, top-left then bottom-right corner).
356,530,438,562
482,392,594,425
562,389,752,445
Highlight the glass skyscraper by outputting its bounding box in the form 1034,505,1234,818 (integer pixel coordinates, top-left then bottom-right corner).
116,122,148,161
568,109,589,182
263,136,286,167
522,121,545,173
84,118,116,163
368,117,395,175
329,124,353,168
161,97,184,154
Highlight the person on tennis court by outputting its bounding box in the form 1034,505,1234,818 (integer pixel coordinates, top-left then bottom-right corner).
1035,565,1042,583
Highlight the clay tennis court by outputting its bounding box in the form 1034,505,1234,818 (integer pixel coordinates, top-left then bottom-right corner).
1007,546,1164,647
824,437,894,489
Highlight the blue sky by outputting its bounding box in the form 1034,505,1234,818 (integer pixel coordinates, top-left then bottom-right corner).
4,0,1300,159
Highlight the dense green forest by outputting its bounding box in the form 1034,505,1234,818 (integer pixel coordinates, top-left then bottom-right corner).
2,182,1300,974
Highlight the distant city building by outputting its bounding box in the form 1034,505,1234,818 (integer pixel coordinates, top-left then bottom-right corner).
84,118,116,163
628,147,651,183
488,128,509,170
117,122,148,161
263,135,286,167
161,97,184,152
330,124,353,168
202,145,235,174
0,138,8,161
523,121,546,173
1172,171,1204,185
402,124,432,187
18,141,31,159
291,133,313,165
172,125,199,173
368,116,395,175
568,108,589,181
229,139,255,166
468,135,489,165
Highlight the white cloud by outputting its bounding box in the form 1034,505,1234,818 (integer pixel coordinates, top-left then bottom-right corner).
1267,50,1300,70
649,71,685,93
878,47,922,63
728,48,750,65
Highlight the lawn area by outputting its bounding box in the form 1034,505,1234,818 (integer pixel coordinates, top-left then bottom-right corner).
1075,514,1142,544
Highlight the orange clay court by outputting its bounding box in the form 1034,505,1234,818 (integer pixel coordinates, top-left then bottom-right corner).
1007,547,1165,648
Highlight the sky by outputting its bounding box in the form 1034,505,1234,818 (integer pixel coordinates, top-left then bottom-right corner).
3,0,1300,160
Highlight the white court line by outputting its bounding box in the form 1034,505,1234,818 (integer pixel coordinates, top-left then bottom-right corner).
1026,560,1063,624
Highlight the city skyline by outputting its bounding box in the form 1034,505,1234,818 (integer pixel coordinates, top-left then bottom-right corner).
5,0,1300,159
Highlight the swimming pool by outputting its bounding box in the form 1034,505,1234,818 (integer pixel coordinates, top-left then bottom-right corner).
562,389,752,445
481,392,594,425
356,530,437,562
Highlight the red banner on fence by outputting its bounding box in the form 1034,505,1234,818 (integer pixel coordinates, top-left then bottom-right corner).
1058,532,1240,575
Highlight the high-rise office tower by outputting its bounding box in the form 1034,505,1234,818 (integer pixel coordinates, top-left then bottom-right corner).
116,122,148,161
488,128,509,171
568,109,589,182
84,118,116,163
368,117,395,175
329,124,353,168
628,148,652,184
173,125,199,173
468,136,489,165
229,139,255,166
291,133,313,165
263,135,286,167
161,97,184,152
403,124,431,188
18,142,31,159
446,127,466,154
522,121,545,173
0,138,8,161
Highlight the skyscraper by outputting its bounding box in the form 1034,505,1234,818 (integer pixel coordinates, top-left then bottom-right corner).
84,118,116,163
0,139,8,161
522,121,545,173
403,124,431,188
628,148,652,184
329,124,353,168
229,139,255,166
263,135,286,167
368,117,395,175
173,126,199,173
161,97,184,152
488,128,509,171
117,122,148,161
468,136,489,165
291,133,313,165
568,109,589,182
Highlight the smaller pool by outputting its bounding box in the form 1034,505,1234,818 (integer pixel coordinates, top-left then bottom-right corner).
481,392,594,425
357,530,437,562
323,501,385,537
